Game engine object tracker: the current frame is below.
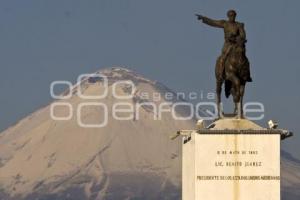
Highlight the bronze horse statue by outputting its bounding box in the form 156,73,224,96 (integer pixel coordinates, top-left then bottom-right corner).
215,38,252,118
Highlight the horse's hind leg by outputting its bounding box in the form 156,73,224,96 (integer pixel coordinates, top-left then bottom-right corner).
216,79,223,118
239,83,245,118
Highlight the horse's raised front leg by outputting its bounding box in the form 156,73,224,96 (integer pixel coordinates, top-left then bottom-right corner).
228,75,241,117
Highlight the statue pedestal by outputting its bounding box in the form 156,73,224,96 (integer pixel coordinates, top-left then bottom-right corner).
182,118,282,200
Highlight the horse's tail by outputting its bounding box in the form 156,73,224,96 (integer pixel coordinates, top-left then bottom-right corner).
225,80,231,98
240,60,253,82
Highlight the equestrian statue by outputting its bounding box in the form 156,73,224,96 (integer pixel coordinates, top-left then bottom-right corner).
196,10,252,118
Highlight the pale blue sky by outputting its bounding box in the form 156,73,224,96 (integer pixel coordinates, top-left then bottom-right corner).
0,0,299,158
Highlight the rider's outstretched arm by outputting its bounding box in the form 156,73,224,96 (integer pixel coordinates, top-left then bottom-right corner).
201,16,225,28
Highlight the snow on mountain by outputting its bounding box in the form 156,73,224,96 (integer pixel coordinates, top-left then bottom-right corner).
281,151,300,199
0,67,195,200
0,67,299,200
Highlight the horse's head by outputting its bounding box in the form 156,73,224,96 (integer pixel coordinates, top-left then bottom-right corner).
235,37,247,54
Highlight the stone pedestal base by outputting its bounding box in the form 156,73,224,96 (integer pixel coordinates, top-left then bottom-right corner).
182,119,281,200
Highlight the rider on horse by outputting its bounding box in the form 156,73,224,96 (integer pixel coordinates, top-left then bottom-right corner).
196,10,251,82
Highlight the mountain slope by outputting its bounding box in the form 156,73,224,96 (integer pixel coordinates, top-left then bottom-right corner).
281,151,300,199
0,67,195,200
0,67,299,200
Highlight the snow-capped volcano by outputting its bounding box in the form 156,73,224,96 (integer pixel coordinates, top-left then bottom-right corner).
0,67,299,200
0,67,196,200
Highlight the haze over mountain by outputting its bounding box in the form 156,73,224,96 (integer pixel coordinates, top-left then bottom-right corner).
0,68,299,200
